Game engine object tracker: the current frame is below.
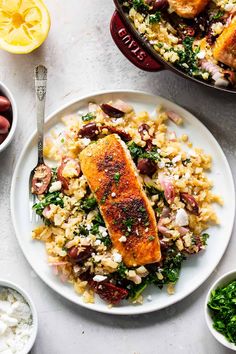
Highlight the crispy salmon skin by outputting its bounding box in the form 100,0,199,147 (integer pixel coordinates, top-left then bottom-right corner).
168,0,209,18
79,134,161,267
213,17,236,69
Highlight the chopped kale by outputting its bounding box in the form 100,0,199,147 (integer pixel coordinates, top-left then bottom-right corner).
127,142,160,162
117,262,128,279
129,282,148,301
162,249,185,283
33,191,64,216
102,235,112,248
78,225,90,236
145,185,164,198
80,197,97,212
127,142,144,160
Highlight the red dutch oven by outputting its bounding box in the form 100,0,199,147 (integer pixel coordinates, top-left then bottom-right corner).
111,0,236,94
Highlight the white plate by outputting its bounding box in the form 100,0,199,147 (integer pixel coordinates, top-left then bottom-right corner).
11,90,235,315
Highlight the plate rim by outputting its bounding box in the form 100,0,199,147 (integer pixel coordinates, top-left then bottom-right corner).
10,89,235,315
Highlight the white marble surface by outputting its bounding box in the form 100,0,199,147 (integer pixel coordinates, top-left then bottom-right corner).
0,1,235,353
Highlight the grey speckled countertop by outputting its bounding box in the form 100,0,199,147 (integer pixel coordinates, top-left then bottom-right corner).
0,1,235,353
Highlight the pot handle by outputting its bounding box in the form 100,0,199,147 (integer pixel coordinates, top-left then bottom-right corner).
110,10,163,72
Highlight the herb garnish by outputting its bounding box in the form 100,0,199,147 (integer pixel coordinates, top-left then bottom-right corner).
182,158,191,166
149,11,161,24
123,218,134,232
212,10,224,20
81,112,95,122
201,233,209,245
176,36,200,76
208,280,236,345
133,0,149,12
114,172,121,184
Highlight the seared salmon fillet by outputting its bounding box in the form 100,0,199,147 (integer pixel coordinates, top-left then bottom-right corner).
213,17,236,69
79,134,161,267
168,0,209,18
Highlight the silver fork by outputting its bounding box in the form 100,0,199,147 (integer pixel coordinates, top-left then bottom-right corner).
29,65,48,223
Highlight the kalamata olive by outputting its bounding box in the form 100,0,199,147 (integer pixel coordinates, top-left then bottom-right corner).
0,115,10,134
148,0,168,11
180,192,199,215
160,239,169,251
57,157,81,190
31,164,52,195
100,104,125,118
68,246,78,259
0,96,11,112
78,122,99,139
0,133,7,145
138,124,150,139
88,281,128,305
101,125,131,141
137,158,157,176
69,245,94,264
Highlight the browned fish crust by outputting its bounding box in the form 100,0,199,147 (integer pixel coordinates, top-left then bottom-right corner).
79,134,161,267
168,0,210,18
213,17,236,69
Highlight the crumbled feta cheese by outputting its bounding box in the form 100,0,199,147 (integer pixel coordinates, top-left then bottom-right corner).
49,181,62,193
175,208,189,227
98,226,107,237
0,302,12,315
81,138,91,146
183,233,192,248
119,236,127,243
158,161,165,169
112,118,123,124
0,320,7,335
196,50,205,59
113,252,122,263
1,315,18,327
211,22,224,36
94,240,101,246
0,288,33,353
111,192,116,198
225,3,234,11
93,275,107,282
172,155,181,164
184,172,191,180
127,271,142,285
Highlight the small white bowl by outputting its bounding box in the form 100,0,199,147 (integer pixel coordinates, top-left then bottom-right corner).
0,279,38,354
205,270,236,351
0,81,18,153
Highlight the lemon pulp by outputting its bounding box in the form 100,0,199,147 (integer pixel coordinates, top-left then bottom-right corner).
0,0,51,54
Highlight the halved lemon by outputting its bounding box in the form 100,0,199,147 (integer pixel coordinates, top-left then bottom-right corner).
0,0,50,54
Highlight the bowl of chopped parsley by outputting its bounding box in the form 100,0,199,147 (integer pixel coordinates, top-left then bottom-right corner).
205,270,236,351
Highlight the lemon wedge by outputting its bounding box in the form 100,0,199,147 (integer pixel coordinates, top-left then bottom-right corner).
0,0,50,54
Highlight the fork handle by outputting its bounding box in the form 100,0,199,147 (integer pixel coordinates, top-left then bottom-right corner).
34,65,48,165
